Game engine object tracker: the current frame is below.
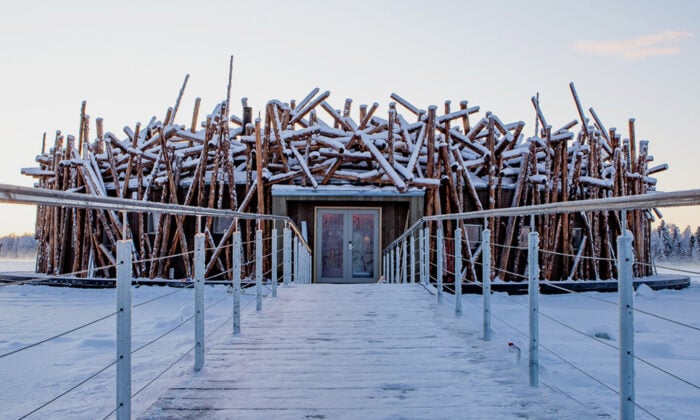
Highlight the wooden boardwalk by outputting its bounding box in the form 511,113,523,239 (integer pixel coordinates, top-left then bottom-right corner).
142,284,585,419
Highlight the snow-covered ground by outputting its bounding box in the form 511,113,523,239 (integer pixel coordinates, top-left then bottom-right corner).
0,260,254,419
1,260,699,418
467,264,700,419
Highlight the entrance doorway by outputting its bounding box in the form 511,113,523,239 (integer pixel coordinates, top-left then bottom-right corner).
315,208,380,283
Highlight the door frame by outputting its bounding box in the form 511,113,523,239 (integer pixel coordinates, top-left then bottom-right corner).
314,206,382,283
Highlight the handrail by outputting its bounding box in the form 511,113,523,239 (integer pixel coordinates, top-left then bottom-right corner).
0,182,315,418
382,188,700,418
384,188,700,252
424,188,700,222
286,220,312,253
0,183,286,220
0,183,312,252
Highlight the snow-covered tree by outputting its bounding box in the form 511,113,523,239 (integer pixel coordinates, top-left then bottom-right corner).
670,224,681,259
0,234,37,258
656,221,674,260
679,226,693,260
651,222,700,261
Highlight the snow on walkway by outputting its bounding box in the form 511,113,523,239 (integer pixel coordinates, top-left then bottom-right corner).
142,283,588,419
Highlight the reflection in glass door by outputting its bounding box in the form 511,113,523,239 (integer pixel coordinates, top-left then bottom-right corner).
320,212,344,278
316,208,380,283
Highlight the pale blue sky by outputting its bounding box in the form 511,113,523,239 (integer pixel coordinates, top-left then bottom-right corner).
1,0,698,235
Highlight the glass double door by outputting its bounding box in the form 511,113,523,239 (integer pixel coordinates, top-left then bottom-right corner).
315,208,380,283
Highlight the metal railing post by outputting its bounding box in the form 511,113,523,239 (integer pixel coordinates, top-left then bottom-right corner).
388,250,392,283
194,233,205,372
423,226,430,285
437,226,443,303
382,252,387,282
482,229,491,341
271,228,278,297
528,231,540,387
298,244,303,284
618,229,635,420
388,247,392,283
419,229,425,284
454,228,462,317
299,245,304,284
389,248,394,283
308,247,312,283
256,229,263,311
299,246,309,284
300,239,306,284
283,228,291,286
299,246,304,284
116,239,132,420
299,241,309,284
401,238,407,284
294,237,299,284
299,239,304,284
394,245,400,284
233,231,241,334
301,247,306,284
410,233,416,284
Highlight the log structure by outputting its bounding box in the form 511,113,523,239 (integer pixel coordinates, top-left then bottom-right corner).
22,69,665,282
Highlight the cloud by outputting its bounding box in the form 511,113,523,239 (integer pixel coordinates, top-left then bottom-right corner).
573,30,693,59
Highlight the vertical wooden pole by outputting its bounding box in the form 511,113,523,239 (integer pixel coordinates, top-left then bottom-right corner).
254,119,265,208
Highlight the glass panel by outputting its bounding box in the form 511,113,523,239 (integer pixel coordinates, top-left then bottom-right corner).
321,213,344,278
351,213,375,278
213,217,234,234
518,226,531,248
464,224,482,250
147,213,160,234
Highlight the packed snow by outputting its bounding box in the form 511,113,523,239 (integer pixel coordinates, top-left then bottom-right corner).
1,260,699,418
0,260,253,419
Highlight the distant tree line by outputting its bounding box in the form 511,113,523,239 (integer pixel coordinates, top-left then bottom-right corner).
0,221,698,262
0,233,37,259
650,221,700,262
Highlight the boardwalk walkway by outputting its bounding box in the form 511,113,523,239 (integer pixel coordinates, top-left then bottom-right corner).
142,284,584,419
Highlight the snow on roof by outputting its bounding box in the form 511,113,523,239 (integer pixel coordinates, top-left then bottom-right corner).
271,184,425,197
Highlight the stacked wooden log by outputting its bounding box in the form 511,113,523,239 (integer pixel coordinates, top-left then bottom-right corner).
23,73,664,281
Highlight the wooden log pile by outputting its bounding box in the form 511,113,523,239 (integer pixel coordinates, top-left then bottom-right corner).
22,70,665,281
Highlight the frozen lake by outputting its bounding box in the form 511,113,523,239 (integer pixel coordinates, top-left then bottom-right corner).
0,258,35,272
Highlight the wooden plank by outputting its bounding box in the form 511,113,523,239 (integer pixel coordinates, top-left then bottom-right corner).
143,284,576,418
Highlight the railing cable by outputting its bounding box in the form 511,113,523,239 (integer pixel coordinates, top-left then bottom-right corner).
0,311,118,359
132,283,194,309
19,359,118,419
